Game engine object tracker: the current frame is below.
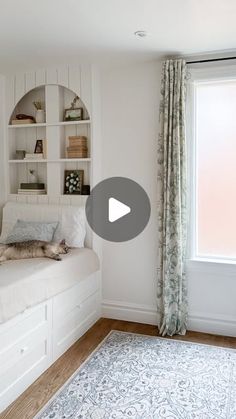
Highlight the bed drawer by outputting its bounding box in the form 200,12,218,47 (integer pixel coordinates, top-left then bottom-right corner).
0,302,50,353
53,291,100,360
0,302,52,413
53,271,99,322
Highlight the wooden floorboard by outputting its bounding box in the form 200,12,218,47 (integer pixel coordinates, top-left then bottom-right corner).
1,318,236,419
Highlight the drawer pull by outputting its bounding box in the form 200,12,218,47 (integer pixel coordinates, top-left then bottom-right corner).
20,346,28,354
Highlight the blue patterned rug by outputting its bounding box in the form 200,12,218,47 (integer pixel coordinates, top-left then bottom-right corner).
35,331,236,419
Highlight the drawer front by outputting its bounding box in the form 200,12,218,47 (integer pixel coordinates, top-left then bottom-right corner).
0,301,52,413
0,302,49,353
53,272,99,322
0,322,48,376
53,291,100,360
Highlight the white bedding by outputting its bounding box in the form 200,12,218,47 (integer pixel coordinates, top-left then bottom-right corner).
0,248,99,323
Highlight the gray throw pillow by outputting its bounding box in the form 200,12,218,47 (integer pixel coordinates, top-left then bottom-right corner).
5,220,59,244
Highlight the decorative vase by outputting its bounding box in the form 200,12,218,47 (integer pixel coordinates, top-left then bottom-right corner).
35,109,45,123
15,150,26,160
29,170,38,183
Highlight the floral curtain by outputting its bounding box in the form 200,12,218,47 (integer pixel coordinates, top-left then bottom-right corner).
157,59,187,336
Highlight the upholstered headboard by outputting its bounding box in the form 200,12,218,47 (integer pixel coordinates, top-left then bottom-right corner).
0,201,92,248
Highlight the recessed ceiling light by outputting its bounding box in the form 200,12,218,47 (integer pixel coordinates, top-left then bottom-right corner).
134,30,148,38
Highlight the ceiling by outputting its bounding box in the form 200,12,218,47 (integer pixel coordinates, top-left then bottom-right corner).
0,0,236,72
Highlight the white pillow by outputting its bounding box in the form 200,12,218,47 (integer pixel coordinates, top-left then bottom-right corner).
53,208,86,248
0,202,86,248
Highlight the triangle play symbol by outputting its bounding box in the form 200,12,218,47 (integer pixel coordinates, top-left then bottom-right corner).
108,197,131,223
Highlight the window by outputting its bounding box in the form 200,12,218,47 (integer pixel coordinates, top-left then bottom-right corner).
191,77,236,262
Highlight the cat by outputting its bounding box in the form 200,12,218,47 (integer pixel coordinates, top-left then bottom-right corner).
0,239,69,264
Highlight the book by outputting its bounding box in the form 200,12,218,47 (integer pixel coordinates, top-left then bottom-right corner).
20,183,45,190
11,119,35,125
67,146,88,150
24,153,44,159
67,152,88,158
68,136,87,140
68,136,87,147
18,189,46,195
67,145,88,158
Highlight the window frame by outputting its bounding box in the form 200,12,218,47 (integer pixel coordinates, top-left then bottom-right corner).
187,63,236,266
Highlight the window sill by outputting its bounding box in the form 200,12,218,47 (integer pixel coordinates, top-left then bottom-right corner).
186,258,236,276
190,256,236,265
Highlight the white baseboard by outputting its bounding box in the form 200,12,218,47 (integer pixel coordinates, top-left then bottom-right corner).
188,313,236,337
102,299,236,337
102,299,158,325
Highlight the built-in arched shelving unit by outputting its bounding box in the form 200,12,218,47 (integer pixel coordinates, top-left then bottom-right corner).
7,84,92,197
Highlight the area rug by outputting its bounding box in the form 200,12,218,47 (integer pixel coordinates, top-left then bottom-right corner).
35,331,236,419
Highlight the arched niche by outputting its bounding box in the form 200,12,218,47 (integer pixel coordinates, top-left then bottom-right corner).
9,85,90,125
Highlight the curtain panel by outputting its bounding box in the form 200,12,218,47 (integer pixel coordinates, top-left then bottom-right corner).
157,59,187,336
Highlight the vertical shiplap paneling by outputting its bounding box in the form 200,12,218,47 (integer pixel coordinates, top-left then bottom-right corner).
16,194,27,203
46,68,58,85
8,194,17,202
48,196,60,205
15,73,26,105
38,195,49,205
57,66,69,88
27,195,38,204
25,71,36,93
80,64,92,117
68,65,81,96
36,69,46,87
59,195,71,205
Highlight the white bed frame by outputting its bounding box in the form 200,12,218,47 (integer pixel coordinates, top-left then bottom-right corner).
0,269,101,413
0,201,102,413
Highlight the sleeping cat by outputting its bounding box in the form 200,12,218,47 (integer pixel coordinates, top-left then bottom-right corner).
0,239,69,264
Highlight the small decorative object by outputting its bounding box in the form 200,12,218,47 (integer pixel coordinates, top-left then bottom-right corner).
33,101,45,123
64,95,83,121
15,150,26,160
28,169,38,183
34,139,43,153
64,170,84,195
82,185,90,195
32,139,47,158
12,114,35,125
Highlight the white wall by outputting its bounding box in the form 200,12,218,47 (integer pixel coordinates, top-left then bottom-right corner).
101,60,236,337
101,61,161,324
0,74,6,229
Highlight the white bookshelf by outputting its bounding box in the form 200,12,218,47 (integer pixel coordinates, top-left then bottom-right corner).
7,84,91,196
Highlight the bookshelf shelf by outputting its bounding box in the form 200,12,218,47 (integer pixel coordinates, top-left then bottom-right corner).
9,159,48,163
9,158,91,163
8,120,91,129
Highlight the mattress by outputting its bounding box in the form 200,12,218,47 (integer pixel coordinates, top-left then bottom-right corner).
0,248,99,323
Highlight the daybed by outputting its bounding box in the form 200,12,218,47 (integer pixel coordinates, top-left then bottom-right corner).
0,202,100,412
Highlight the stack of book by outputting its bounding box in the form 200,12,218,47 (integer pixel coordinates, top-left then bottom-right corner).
24,153,44,160
67,136,88,158
18,183,46,195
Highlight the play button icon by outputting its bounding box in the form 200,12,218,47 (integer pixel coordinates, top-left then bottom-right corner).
85,177,151,242
108,198,131,223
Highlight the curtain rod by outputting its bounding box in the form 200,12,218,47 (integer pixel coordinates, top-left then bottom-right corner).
186,56,236,64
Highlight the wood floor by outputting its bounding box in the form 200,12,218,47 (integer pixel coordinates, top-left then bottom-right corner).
1,318,236,419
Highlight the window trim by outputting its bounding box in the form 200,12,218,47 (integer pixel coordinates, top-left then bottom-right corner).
187,63,236,265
